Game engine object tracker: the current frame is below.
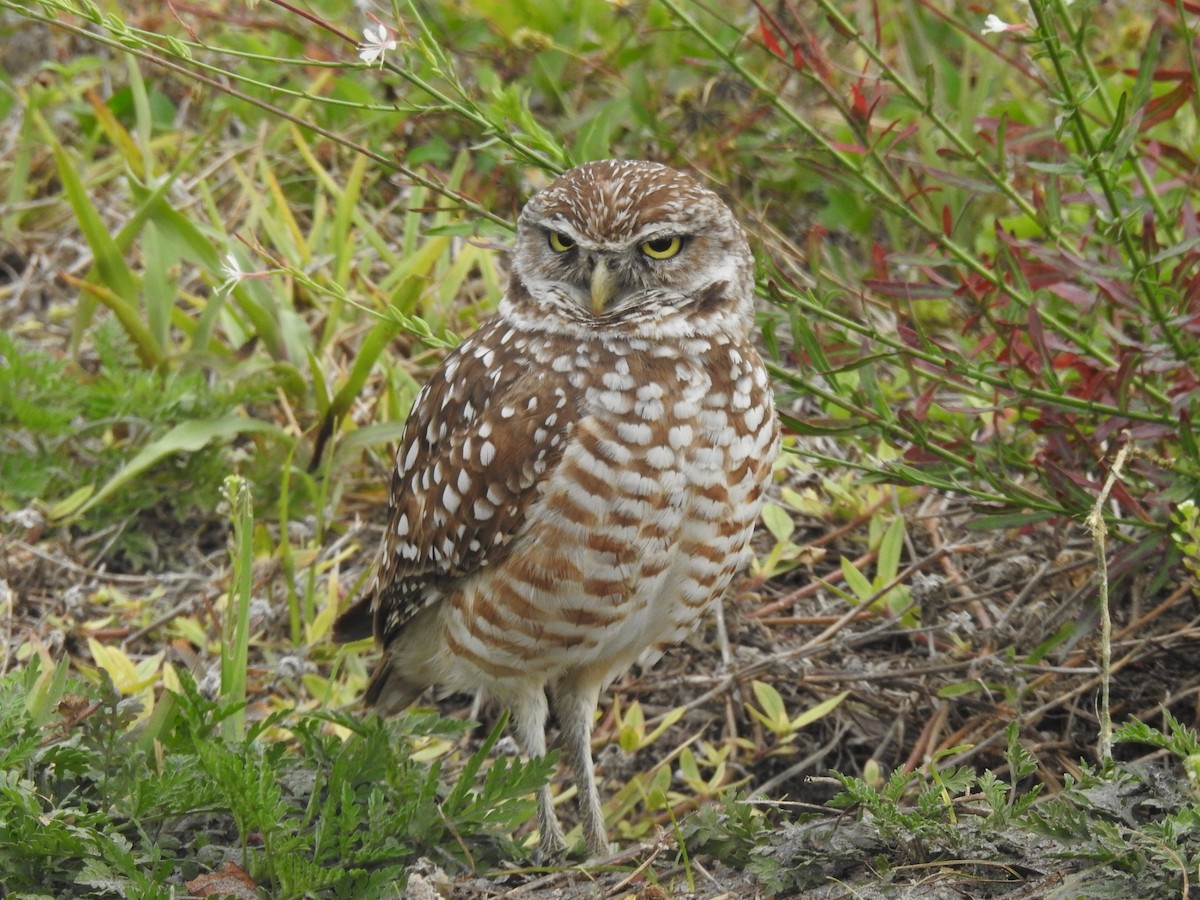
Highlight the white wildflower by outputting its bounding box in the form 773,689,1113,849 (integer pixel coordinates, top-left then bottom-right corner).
981,14,1015,34
218,252,243,295
359,23,397,67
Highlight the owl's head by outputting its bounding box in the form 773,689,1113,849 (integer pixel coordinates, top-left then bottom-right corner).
504,159,755,339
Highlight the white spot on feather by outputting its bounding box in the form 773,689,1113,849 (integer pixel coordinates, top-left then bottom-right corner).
646,445,674,469
668,424,693,449
616,421,652,445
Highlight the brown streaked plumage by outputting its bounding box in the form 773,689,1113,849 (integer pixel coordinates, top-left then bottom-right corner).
334,159,780,858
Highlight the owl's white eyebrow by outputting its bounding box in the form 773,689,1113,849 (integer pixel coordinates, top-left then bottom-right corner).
633,225,690,242
540,219,579,234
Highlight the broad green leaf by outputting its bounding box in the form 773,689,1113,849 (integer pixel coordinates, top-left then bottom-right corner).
750,680,788,731
840,556,874,602
326,314,402,423
73,416,279,518
760,503,795,543
618,700,645,753
875,516,905,585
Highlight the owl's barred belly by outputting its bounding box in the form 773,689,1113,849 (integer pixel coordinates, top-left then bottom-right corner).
433,341,775,698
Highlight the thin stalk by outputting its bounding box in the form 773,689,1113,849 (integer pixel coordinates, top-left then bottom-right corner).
808,0,1053,240
772,285,1172,425
1084,442,1129,762
4,0,514,228
661,0,1171,410
1056,0,1180,248
1031,0,1188,360
1178,0,1200,121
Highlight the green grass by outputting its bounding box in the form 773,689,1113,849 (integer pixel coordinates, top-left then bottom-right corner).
1,0,1198,895
0,658,553,897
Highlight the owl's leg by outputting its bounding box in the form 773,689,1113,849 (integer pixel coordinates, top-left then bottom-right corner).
552,678,610,858
512,687,566,859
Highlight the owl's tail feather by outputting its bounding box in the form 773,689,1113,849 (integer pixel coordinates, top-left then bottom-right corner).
363,656,424,715
332,594,374,643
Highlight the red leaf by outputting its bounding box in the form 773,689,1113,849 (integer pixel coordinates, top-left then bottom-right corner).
850,81,870,120
914,385,936,420
870,243,888,280
760,18,787,60
1142,80,1194,131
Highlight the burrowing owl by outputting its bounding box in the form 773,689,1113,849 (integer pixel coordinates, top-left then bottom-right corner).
334,159,779,858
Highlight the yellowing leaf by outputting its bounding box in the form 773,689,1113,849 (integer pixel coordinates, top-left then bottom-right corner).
47,485,96,521
87,639,163,694
760,503,795,542
88,638,138,691
307,597,339,647
618,700,645,753
162,661,182,694
134,650,165,687
789,690,849,731
749,680,790,734
170,617,209,650
641,704,686,748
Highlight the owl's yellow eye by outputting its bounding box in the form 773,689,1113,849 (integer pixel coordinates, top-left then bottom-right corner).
548,232,576,253
640,236,683,259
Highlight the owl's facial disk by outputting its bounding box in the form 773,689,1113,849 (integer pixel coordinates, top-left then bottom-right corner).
529,224,701,318
509,159,753,331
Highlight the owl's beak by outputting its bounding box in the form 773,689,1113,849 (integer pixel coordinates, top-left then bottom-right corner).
590,258,616,314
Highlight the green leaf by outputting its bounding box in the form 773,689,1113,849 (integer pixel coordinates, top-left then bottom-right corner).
937,681,985,699
750,680,789,733
789,691,848,731
760,503,795,543
46,485,96,521
33,113,154,364
840,556,874,602
966,511,1057,530
875,516,905,585
72,417,278,518
326,314,402,425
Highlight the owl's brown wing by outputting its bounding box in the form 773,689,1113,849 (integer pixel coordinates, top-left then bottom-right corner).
332,317,577,647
